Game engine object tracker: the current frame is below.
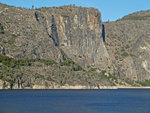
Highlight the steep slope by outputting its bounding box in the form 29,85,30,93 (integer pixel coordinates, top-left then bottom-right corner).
0,4,117,89
104,10,150,83
0,4,65,62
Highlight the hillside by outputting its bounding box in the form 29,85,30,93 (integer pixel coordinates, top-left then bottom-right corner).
104,10,150,83
0,3,150,89
122,10,150,20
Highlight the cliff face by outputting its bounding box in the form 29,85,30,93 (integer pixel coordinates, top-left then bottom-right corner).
55,7,110,69
36,6,111,70
0,4,111,70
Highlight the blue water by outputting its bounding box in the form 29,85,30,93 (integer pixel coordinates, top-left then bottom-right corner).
0,89,150,113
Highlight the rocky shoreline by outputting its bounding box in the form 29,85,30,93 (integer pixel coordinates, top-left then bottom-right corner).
1,84,150,90
1,79,150,90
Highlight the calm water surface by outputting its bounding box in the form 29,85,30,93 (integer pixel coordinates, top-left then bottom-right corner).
0,89,150,113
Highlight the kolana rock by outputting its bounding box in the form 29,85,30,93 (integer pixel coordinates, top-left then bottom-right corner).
0,4,111,70
0,3,150,89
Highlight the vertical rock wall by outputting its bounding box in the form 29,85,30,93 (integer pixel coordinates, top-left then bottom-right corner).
38,6,111,70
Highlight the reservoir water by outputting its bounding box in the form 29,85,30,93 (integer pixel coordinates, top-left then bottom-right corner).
0,89,150,113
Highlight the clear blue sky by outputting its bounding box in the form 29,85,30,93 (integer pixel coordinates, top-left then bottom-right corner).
0,0,150,21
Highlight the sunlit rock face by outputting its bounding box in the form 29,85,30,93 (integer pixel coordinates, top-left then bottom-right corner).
0,4,111,71
37,6,111,70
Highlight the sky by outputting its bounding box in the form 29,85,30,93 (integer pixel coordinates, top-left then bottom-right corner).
0,0,150,21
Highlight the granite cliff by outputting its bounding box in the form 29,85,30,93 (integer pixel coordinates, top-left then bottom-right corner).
0,3,150,89
0,4,111,70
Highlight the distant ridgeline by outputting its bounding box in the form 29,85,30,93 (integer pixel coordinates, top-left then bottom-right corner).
0,3,150,89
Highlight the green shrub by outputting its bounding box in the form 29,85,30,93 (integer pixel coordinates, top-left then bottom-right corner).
8,39,15,45
71,65,83,71
60,59,75,66
108,73,117,81
121,52,129,57
89,68,97,72
61,15,69,18
0,55,56,68
130,54,136,57
0,23,5,34
100,70,107,79
60,59,83,71
36,59,56,66
7,34,18,45
0,29,5,34
0,74,3,79
12,34,17,38
140,80,150,86
121,48,125,52
125,45,130,49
